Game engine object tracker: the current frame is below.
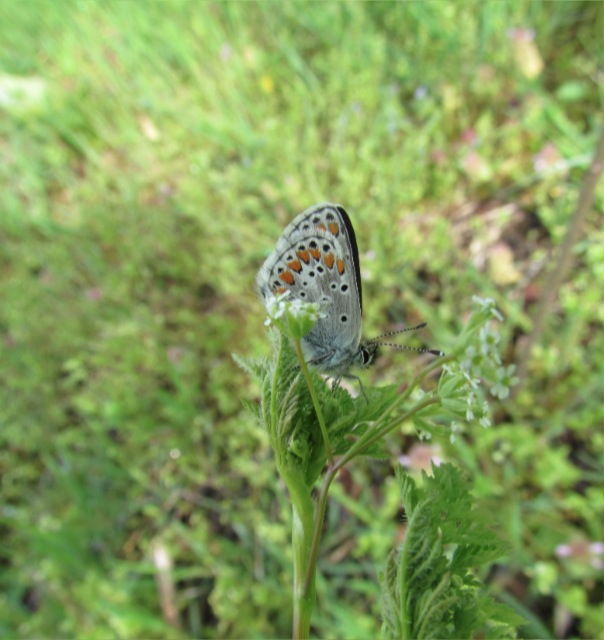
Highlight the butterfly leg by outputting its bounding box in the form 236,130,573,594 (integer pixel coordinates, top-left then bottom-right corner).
331,374,368,402
330,376,342,392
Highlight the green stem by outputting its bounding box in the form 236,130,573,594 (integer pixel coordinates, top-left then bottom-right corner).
301,392,440,597
384,354,450,417
303,465,340,595
287,343,446,635
340,396,440,468
334,354,447,467
270,332,283,451
291,483,316,640
279,337,329,638
416,354,454,385
293,338,334,466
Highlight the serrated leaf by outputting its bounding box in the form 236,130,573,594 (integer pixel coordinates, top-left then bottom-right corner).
241,398,261,422
381,463,522,639
232,352,269,382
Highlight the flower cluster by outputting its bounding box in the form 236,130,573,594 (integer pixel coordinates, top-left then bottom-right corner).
437,297,517,443
263,292,326,340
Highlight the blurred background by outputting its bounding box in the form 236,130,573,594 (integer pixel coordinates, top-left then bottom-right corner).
0,2,602,638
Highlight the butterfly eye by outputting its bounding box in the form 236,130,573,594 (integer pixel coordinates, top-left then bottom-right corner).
360,344,379,367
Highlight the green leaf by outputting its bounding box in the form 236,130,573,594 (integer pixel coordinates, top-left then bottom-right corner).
232,352,269,382
381,463,523,639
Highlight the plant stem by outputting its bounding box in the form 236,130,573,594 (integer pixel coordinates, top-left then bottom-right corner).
301,391,440,597
303,465,339,595
340,396,440,468
270,331,283,452
291,485,316,640
290,346,445,635
293,338,334,466
286,337,330,638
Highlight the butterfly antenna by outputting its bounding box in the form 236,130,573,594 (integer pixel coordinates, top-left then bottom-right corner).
368,322,428,341
367,322,444,357
371,342,444,357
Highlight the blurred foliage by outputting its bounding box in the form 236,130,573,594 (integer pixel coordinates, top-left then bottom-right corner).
0,1,602,638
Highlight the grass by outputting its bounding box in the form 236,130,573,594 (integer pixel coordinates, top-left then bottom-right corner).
0,1,602,638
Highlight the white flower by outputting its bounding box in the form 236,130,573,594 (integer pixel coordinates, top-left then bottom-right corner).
490,365,519,399
479,324,502,363
263,293,327,339
462,369,480,389
479,415,492,428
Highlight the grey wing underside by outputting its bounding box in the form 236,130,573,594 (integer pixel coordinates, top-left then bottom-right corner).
256,227,362,357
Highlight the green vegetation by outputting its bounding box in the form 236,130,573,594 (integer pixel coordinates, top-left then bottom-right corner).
241,296,523,638
381,464,522,640
0,2,602,638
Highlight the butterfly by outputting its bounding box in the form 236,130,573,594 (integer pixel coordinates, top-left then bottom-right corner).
256,202,442,384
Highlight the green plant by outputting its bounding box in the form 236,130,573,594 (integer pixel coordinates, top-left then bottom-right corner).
236,296,522,638
381,463,524,640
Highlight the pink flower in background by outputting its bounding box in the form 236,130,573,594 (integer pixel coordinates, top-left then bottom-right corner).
85,287,103,301
533,143,562,172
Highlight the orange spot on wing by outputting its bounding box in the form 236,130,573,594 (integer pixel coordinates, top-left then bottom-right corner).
336,258,345,274
324,252,335,269
297,250,310,263
273,286,287,295
287,259,302,272
315,223,327,231
279,271,295,285
328,222,340,236
310,248,321,260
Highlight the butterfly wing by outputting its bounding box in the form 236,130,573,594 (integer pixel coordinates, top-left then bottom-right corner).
256,203,364,374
